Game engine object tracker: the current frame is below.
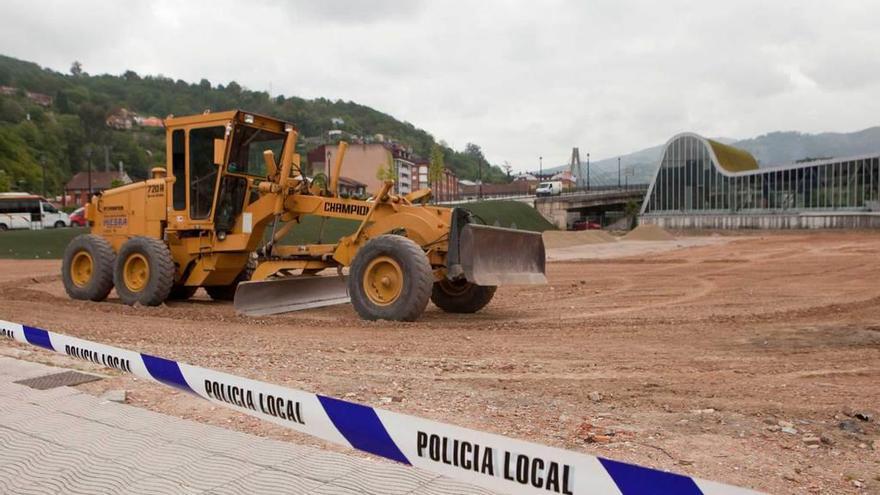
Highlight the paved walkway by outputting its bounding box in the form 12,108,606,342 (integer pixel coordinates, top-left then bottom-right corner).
0,357,493,495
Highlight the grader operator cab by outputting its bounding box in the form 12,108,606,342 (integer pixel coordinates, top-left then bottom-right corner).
61,110,546,321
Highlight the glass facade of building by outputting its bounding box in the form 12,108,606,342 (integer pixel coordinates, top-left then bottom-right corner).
641,133,880,215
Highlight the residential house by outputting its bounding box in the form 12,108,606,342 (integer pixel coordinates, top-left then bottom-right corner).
0,86,53,107
307,142,418,195
338,177,367,197
106,108,136,130
413,159,460,202
63,170,132,207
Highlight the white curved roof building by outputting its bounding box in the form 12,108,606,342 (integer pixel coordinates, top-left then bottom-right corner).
640,133,880,228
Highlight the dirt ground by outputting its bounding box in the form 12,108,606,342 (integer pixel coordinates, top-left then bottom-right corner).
1,231,879,494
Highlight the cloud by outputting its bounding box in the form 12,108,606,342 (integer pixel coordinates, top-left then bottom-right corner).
1,0,878,171
283,0,426,23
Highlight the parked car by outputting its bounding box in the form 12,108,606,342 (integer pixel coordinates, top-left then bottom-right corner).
571,218,601,230
69,207,87,227
535,181,562,197
0,193,70,231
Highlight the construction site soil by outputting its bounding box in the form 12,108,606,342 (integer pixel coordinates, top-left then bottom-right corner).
1,231,879,494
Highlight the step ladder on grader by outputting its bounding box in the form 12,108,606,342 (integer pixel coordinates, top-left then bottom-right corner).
61,110,546,321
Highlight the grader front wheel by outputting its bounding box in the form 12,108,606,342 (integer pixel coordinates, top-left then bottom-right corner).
61,234,115,301
113,237,175,306
348,235,432,321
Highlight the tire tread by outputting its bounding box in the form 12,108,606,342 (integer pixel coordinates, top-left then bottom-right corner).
113,236,175,306
349,235,433,321
61,234,115,302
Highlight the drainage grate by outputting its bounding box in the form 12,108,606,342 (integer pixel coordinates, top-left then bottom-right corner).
14,370,103,390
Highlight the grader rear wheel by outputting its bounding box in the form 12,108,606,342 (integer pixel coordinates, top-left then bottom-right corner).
61,234,115,301
206,281,237,301
168,284,198,300
348,235,432,321
113,237,175,306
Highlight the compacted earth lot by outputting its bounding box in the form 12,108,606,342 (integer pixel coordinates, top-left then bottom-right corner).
1,231,878,494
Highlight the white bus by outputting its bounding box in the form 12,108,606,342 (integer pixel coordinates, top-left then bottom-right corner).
0,193,71,231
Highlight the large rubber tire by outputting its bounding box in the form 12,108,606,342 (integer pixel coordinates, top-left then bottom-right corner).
205,264,252,301
205,281,237,301
54,221,66,228
168,284,198,300
431,279,497,313
61,234,115,302
348,235,433,321
113,237,175,306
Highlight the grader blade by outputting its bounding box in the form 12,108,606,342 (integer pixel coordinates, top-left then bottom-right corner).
459,224,547,285
233,276,350,316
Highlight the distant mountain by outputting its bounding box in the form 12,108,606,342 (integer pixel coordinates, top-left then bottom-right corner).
540,128,880,186
733,127,880,166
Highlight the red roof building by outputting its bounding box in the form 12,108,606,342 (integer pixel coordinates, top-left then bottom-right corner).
63,171,132,207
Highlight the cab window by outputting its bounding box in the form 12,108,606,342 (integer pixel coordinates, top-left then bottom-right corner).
172,129,185,210
42,202,58,213
189,126,225,219
227,125,285,177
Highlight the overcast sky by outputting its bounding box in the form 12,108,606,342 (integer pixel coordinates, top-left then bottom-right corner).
2,0,879,171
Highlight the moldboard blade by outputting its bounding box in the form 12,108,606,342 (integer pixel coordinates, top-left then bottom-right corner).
234,276,350,316
460,224,547,286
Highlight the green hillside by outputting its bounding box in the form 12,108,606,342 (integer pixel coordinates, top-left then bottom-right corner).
0,54,508,196
460,200,556,232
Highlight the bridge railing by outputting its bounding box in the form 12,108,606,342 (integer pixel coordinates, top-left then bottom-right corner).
558,183,649,196
438,193,534,205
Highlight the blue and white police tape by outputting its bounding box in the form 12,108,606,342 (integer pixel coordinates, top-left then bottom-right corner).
0,320,761,495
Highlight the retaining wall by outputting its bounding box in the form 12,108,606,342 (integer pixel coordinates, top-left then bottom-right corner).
640,212,880,229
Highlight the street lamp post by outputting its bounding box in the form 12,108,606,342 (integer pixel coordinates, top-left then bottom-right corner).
85,148,93,204
618,157,621,189
40,155,47,198
586,153,591,190
539,156,543,179
478,159,483,200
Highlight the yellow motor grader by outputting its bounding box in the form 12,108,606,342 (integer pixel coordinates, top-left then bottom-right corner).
61,110,545,321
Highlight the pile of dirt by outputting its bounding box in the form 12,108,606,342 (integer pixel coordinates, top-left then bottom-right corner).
542,230,616,248
622,224,676,241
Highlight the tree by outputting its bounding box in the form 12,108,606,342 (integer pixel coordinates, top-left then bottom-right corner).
429,144,445,183
428,144,445,202
70,61,83,77
0,170,9,192
502,161,512,178
376,154,398,183
123,70,140,81
226,81,242,95
624,199,640,229
464,142,484,159
0,98,26,123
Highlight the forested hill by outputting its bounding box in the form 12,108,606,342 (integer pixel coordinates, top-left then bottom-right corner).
0,54,507,195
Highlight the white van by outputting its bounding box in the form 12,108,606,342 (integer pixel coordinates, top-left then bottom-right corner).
0,193,70,231
535,181,563,197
